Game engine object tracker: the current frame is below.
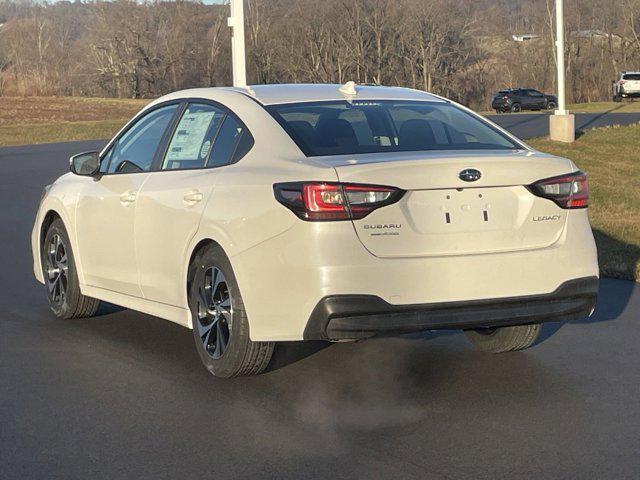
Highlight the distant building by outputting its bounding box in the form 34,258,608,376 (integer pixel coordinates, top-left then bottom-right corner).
512,34,541,42
572,30,621,40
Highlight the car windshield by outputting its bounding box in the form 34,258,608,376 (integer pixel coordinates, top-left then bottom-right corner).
267,100,522,157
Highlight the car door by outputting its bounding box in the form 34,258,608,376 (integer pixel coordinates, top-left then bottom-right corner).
75,103,180,296
527,90,545,109
135,101,254,307
515,89,531,109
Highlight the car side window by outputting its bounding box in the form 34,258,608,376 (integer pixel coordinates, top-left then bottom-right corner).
528,89,543,97
207,114,252,168
99,146,113,173
162,103,226,170
107,104,179,174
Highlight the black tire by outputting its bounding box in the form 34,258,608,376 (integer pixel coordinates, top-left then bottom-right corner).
546,102,557,110
510,103,522,113
188,244,274,378
464,324,541,353
613,95,622,103
42,218,100,319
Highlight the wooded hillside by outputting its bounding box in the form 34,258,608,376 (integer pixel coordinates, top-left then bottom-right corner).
0,0,638,109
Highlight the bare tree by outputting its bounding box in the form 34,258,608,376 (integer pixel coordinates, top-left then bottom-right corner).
0,0,638,109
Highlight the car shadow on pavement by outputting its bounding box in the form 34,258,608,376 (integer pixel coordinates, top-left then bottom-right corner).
266,341,332,373
95,302,126,316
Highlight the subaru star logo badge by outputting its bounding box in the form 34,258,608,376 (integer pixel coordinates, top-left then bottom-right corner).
459,168,482,182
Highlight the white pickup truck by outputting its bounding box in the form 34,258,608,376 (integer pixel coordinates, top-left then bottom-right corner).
613,72,640,101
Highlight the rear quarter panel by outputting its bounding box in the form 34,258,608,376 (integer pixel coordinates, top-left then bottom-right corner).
180,91,340,326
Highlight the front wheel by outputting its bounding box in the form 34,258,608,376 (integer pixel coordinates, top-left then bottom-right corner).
464,324,541,353
42,218,100,319
188,244,274,378
510,103,522,113
547,102,557,110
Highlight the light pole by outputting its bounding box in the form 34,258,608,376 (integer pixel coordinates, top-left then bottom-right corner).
228,0,247,88
549,0,575,142
554,0,566,115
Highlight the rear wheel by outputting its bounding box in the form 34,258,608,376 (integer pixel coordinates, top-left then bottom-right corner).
510,103,522,113
42,218,100,319
464,324,541,353
547,101,557,110
188,244,274,378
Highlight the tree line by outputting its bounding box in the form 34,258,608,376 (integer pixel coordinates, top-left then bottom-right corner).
0,0,639,110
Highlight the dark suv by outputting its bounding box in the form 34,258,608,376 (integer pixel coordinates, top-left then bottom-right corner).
492,89,558,113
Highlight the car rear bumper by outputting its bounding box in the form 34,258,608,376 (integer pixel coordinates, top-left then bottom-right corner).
234,209,598,342
304,276,598,340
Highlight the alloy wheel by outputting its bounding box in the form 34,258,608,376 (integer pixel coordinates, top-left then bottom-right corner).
196,267,232,359
45,234,68,305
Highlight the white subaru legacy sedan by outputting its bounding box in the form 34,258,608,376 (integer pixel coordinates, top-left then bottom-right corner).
32,84,599,377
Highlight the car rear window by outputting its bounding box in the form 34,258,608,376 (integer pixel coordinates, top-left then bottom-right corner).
622,74,640,81
267,100,522,157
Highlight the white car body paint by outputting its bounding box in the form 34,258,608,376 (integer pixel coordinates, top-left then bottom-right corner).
32,84,598,341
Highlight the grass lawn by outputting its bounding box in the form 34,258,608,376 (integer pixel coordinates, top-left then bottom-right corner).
530,124,640,282
0,96,148,147
568,100,640,113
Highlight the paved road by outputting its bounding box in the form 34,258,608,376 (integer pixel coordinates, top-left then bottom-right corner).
1,140,639,480
486,111,640,139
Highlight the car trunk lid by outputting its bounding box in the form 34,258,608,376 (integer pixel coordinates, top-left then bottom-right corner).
314,150,574,258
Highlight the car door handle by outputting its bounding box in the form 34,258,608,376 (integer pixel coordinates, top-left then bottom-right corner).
183,190,204,205
120,192,137,206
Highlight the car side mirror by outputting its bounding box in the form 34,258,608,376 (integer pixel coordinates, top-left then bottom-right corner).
70,151,100,176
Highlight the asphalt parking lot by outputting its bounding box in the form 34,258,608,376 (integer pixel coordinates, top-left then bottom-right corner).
1,132,639,479
487,111,640,139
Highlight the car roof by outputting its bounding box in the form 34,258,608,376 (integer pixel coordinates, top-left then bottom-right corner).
155,83,447,106
243,84,446,105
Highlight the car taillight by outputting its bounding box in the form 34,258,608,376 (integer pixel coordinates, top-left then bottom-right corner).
273,182,405,221
528,171,588,209
620,80,626,85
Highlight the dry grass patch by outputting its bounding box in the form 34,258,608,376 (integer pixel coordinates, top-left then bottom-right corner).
0,119,130,147
530,123,640,281
0,96,147,124
0,96,149,147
